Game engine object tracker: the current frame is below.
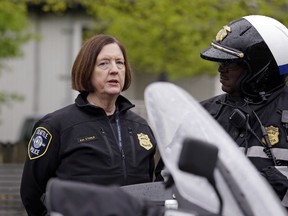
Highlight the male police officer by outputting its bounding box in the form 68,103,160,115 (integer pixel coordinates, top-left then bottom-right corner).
200,15,288,208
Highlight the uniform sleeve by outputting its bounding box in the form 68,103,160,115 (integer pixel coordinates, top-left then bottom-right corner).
260,166,288,211
20,121,60,216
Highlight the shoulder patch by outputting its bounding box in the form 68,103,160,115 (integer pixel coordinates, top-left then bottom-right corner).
28,127,52,160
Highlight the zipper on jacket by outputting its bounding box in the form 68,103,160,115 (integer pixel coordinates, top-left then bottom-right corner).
128,127,136,166
113,109,128,183
100,128,115,165
121,148,127,182
105,121,128,182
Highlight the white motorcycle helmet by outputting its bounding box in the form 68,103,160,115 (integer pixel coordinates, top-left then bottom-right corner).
201,15,288,101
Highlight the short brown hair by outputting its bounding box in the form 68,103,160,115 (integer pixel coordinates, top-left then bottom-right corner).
71,34,132,93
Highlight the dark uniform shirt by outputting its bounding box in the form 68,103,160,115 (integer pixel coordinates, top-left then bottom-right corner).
201,86,288,204
20,93,157,216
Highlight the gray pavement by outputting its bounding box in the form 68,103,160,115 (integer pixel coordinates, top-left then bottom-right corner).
0,163,27,216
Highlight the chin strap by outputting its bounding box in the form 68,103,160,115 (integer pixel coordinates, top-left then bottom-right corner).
243,92,267,104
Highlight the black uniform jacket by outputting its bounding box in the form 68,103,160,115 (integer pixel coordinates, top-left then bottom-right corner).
201,86,288,170
20,93,157,216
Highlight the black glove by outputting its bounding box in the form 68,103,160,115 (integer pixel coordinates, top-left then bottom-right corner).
261,166,288,200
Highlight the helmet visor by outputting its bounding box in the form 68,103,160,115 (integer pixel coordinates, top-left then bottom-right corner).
200,41,244,62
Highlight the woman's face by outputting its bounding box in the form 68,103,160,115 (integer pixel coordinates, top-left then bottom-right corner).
218,62,246,96
91,43,126,96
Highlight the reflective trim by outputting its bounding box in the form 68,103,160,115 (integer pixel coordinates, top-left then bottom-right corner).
275,166,288,178
239,146,288,161
211,42,245,58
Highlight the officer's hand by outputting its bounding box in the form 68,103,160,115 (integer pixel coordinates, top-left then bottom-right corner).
261,166,288,200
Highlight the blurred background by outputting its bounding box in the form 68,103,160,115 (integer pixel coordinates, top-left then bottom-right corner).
0,0,287,215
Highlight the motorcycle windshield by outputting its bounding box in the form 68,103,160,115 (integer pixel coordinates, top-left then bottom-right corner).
144,82,286,216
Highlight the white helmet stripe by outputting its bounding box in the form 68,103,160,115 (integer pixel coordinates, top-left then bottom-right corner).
244,15,288,75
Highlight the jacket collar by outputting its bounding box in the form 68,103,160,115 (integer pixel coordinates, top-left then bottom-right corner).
75,92,135,114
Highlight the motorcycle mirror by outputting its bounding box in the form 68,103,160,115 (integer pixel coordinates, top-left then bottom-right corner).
178,137,223,215
178,137,219,180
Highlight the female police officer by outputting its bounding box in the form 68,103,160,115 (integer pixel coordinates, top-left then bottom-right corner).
20,34,157,216
200,15,288,208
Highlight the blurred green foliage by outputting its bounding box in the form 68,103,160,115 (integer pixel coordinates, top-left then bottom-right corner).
0,1,30,61
84,0,288,79
27,0,288,79
2,0,288,80
0,0,31,105
0,92,24,105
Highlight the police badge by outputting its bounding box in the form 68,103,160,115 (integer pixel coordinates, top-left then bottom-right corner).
262,125,279,146
216,25,231,42
137,133,153,150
